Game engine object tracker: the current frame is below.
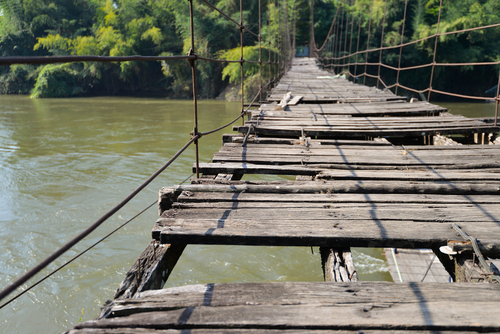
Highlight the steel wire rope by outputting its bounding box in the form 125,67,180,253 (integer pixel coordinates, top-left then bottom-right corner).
0,157,208,310
315,1,500,115
0,84,266,303
322,20,500,63
314,0,342,53
198,0,281,47
0,200,158,310
0,0,288,304
0,135,200,302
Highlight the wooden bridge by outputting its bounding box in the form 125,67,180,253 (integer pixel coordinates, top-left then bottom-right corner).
68,58,500,333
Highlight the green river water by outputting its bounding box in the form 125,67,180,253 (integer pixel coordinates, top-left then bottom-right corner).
0,95,495,333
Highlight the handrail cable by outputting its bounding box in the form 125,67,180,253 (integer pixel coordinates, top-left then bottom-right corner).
0,0,289,303
0,135,199,302
0,200,158,310
314,1,342,53
316,0,500,124
0,153,210,310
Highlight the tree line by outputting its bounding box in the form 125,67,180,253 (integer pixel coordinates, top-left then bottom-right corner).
0,0,499,99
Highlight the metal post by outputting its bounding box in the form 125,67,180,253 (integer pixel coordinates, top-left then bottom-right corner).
363,0,374,85
348,2,355,76
377,0,387,89
343,7,349,70
495,70,500,126
259,0,262,103
240,0,244,125
338,4,344,71
274,0,277,82
188,0,199,178
395,0,408,95
428,0,443,102
269,0,272,89
354,4,363,80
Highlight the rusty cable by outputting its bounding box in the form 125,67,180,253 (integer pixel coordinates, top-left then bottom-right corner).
363,0,374,85
428,0,443,101
377,0,388,89
395,0,408,95
0,200,158,310
0,134,200,303
188,0,200,179
0,55,195,66
315,1,342,52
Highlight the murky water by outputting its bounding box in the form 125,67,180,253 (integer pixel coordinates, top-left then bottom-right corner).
0,94,440,334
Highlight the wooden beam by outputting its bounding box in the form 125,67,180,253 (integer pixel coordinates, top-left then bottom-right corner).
319,247,358,282
99,241,186,319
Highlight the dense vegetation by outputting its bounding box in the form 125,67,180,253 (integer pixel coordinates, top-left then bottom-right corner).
319,0,500,99
0,0,499,99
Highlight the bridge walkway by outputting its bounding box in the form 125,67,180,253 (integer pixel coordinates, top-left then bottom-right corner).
69,58,500,333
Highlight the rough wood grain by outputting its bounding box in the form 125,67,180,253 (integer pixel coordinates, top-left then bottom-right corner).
320,248,358,282
73,282,500,331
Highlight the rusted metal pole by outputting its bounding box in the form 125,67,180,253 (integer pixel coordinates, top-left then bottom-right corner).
269,0,272,89
338,4,344,71
348,1,355,76
377,0,387,89
188,0,200,178
495,71,500,126
259,0,262,103
240,0,245,125
428,0,443,102
274,0,277,82
363,0,374,85
343,6,349,70
333,8,340,70
354,4,363,80
395,0,408,95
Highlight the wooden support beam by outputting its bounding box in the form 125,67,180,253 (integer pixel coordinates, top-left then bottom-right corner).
454,254,500,283
98,241,186,319
433,246,500,283
433,134,461,146
319,247,358,282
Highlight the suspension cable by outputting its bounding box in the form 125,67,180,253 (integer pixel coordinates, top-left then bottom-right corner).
0,135,199,302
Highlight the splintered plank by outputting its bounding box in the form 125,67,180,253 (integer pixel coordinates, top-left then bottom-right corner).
233,124,499,138
72,282,500,332
152,185,500,248
257,100,446,117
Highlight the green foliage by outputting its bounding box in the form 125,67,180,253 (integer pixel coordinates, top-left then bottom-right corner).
319,0,500,98
2,0,499,99
30,63,85,98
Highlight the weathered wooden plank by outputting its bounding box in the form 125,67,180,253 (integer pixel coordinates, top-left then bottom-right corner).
211,153,500,167
158,206,500,222
110,241,185,301
74,282,500,331
167,188,500,204
68,329,500,334
197,162,500,178
233,125,500,138
320,248,358,282
155,218,500,249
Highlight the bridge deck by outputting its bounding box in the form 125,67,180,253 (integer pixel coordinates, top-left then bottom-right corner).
69,58,500,333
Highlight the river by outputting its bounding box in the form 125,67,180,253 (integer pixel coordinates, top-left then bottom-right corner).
0,96,494,333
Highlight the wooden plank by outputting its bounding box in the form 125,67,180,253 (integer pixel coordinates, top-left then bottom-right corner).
74,282,500,331
155,218,500,248
99,241,187,318
158,206,500,222
197,162,500,178
68,329,500,334
320,248,358,282
233,125,500,138
103,281,500,316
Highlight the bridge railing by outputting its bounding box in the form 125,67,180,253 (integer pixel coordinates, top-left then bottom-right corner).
0,0,292,306
314,0,500,126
